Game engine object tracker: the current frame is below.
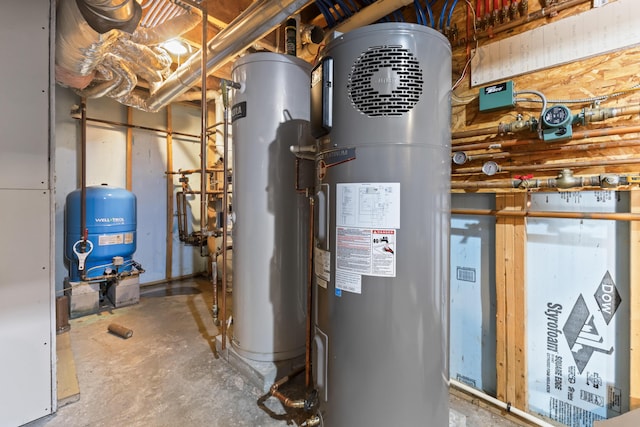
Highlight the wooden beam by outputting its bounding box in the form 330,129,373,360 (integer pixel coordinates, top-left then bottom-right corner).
631,189,640,409
495,193,527,409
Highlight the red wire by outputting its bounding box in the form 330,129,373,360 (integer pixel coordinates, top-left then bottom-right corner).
476,0,483,18
485,0,491,14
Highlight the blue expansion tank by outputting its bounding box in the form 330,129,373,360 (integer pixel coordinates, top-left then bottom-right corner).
65,185,137,282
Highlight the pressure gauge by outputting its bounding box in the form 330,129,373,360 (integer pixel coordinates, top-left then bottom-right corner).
452,151,468,165
481,161,500,176
543,105,572,128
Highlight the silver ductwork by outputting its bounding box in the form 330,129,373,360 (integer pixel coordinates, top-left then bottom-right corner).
145,0,312,111
56,0,200,110
55,0,125,88
57,0,314,111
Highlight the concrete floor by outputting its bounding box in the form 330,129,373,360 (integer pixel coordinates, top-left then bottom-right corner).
28,278,522,427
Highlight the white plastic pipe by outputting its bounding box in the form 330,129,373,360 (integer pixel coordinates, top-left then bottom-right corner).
333,0,414,33
450,379,555,427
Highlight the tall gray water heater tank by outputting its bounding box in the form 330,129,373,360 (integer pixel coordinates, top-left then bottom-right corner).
311,23,451,425
231,53,310,362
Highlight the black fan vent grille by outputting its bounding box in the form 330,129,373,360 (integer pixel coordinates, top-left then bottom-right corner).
347,45,424,117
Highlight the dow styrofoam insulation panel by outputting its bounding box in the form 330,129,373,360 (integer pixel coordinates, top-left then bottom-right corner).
527,191,630,426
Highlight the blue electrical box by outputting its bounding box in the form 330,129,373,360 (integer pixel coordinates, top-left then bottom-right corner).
479,81,515,112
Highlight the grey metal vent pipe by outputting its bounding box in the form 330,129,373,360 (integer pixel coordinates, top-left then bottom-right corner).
146,0,312,111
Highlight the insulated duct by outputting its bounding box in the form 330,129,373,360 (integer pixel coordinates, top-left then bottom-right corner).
56,0,200,110
145,0,312,111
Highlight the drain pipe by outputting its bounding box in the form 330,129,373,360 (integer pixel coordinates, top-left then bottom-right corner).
146,0,312,111
451,379,555,427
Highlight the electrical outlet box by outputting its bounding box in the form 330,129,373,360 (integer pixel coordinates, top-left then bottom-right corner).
479,81,515,112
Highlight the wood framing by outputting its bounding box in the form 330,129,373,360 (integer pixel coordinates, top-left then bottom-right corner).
495,193,527,409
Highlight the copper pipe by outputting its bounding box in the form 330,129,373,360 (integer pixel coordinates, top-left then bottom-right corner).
452,125,501,139
80,98,88,281
305,197,314,388
165,168,223,174
269,366,306,408
166,105,174,280
457,138,640,163
182,190,224,195
452,125,640,152
452,113,640,146
452,208,640,221
126,107,133,190
73,115,201,139
453,156,640,174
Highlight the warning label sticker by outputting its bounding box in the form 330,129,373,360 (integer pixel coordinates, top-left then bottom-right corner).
124,232,134,244
336,227,396,278
335,227,397,294
98,233,124,246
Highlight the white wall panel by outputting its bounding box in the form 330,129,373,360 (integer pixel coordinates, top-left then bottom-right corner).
0,1,54,424
0,2,49,189
0,190,53,425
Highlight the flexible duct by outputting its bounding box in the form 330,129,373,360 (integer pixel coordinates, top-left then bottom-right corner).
56,0,200,110
145,0,312,111
55,0,125,88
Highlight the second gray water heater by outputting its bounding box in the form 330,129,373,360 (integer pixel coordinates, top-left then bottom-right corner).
231,53,310,362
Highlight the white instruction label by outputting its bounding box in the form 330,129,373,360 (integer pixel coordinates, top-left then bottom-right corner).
124,232,134,244
336,269,362,294
98,233,124,246
336,183,400,229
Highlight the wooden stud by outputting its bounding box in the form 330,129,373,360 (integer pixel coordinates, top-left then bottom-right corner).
496,193,508,403
513,193,527,410
495,193,527,409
